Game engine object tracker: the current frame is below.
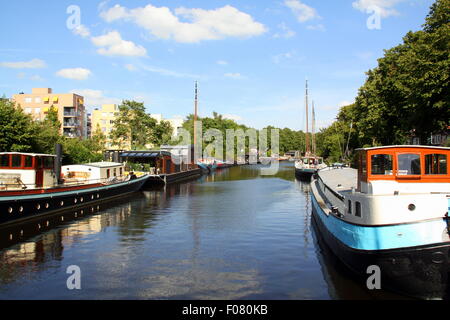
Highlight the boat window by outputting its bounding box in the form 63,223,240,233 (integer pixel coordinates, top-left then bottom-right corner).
114,168,117,176
361,153,367,176
397,154,421,175
44,157,54,169
12,155,22,168
347,200,352,215
425,154,447,175
24,156,33,168
355,202,362,217
0,154,9,167
371,154,393,175
107,169,110,178
303,158,308,165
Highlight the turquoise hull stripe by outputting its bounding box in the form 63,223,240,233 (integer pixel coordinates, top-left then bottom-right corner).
311,193,447,251
0,175,148,202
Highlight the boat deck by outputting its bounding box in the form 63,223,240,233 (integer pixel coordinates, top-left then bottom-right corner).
317,167,357,193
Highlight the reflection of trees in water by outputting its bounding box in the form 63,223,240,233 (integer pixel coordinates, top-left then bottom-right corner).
0,197,140,288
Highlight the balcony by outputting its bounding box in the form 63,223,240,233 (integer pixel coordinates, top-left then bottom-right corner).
63,120,79,128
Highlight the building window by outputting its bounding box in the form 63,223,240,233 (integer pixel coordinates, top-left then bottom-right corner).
35,108,41,114
397,154,421,175
355,202,362,217
25,97,32,103
371,154,393,175
425,154,447,175
25,108,32,114
35,97,41,103
347,200,352,214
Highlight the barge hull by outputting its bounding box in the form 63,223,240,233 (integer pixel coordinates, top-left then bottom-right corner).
0,175,148,226
311,194,450,299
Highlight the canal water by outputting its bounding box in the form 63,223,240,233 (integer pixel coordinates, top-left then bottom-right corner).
0,162,408,300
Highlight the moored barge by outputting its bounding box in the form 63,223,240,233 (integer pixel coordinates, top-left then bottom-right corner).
0,152,149,226
311,145,450,299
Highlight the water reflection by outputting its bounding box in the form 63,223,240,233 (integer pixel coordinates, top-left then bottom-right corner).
0,162,413,299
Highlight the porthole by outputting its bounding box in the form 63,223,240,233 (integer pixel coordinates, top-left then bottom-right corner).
19,206,24,213
45,203,49,209
74,198,78,204
60,201,64,206
8,207,13,214
408,204,416,211
80,197,84,203
91,195,94,200
36,204,41,210
97,194,100,199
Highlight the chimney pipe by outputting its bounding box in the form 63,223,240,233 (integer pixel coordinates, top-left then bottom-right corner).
55,144,63,184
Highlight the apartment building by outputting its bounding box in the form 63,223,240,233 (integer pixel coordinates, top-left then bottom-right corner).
12,88,86,138
91,104,119,149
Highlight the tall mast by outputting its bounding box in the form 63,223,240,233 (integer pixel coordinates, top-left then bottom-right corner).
194,81,198,149
305,79,310,155
312,101,316,155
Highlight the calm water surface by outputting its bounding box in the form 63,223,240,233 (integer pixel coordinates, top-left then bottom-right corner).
0,162,407,300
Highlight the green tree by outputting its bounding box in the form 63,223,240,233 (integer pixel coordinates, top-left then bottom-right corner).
0,99,36,152
110,100,157,150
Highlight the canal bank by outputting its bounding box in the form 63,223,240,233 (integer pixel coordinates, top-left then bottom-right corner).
0,162,408,300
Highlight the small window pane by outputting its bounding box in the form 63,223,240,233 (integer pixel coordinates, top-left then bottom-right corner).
44,157,54,169
371,154,393,175
0,155,9,167
347,200,352,215
397,154,421,175
425,154,447,175
355,202,362,217
24,156,33,168
12,155,22,167
361,153,367,176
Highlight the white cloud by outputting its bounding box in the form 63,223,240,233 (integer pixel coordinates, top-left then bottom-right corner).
0,58,46,69
70,89,121,107
306,24,326,31
91,31,147,57
100,4,266,43
224,73,244,79
125,64,137,71
352,0,404,18
217,60,228,65
284,0,320,23
56,68,92,80
72,24,91,38
273,22,296,38
141,64,201,79
272,51,296,64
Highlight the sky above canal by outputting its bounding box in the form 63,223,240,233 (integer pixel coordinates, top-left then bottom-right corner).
0,0,434,130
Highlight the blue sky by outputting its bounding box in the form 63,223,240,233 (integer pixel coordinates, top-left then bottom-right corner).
0,0,434,131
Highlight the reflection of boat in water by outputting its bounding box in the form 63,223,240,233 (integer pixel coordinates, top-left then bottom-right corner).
310,145,450,299
0,151,148,226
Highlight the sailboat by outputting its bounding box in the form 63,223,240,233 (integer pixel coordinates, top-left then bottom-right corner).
192,82,217,173
295,80,327,180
